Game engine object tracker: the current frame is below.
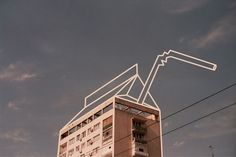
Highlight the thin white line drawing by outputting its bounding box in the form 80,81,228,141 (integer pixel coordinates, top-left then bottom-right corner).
65,50,217,126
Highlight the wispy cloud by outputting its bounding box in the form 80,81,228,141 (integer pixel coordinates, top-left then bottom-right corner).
7,98,28,111
163,122,169,128
7,101,20,110
173,140,185,147
0,128,30,143
0,62,37,82
191,11,236,48
162,0,210,14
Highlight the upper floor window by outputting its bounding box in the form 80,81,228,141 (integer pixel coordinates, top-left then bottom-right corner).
82,119,87,127
93,147,99,155
68,149,74,157
60,131,68,140
76,145,80,152
87,139,93,146
103,103,113,114
81,131,86,138
59,142,67,155
81,142,86,150
94,123,100,131
93,134,100,143
103,116,112,130
68,126,77,135
76,134,81,141
88,116,94,123
88,127,94,135
94,110,102,119
68,138,75,145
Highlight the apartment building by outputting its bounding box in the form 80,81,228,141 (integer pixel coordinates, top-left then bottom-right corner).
57,96,162,157
56,50,217,157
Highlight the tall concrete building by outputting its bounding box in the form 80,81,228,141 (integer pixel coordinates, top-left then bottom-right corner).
57,97,162,157
57,50,217,157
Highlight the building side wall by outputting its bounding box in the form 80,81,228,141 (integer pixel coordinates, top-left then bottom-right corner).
114,109,132,157
146,117,161,157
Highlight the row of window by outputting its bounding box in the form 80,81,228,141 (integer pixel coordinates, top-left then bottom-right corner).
68,122,100,145
61,104,113,140
66,146,99,157
68,134,100,157
60,134,100,157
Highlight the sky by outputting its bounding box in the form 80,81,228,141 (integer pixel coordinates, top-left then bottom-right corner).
0,0,236,157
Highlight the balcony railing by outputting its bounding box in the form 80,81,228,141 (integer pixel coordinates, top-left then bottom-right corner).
132,140,148,157
134,138,147,144
132,125,147,133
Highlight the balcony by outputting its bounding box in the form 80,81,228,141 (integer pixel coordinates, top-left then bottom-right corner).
132,140,148,157
132,125,147,134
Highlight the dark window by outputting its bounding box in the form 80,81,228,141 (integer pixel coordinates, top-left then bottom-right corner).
103,103,113,113
139,148,144,152
94,110,102,119
61,132,68,140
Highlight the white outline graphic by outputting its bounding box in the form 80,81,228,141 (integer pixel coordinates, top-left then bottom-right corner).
65,50,217,126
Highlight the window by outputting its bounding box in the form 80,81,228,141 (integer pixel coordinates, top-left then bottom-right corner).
81,142,86,150
81,131,86,138
59,153,66,157
93,134,100,143
139,148,144,152
103,116,112,130
68,149,74,157
77,123,82,130
87,139,93,146
93,147,99,155
76,134,81,141
103,128,112,142
60,131,68,140
80,154,85,157
94,123,100,131
103,103,113,113
94,110,102,119
82,119,87,127
88,116,93,123
88,127,94,135
68,138,75,145
88,152,93,157
76,145,80,152
59,142,67,155
68,126,77,135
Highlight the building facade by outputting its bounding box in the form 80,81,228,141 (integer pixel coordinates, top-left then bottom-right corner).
57,97,162,157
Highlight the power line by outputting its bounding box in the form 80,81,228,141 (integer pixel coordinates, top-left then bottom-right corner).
114,82,236,144
71,83,236,156
114,102,236,156
162,82,236,120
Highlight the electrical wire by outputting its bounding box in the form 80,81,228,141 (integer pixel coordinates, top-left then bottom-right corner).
114,102,236,156
114,82,236,144
162,82,236,120
64,83,236,156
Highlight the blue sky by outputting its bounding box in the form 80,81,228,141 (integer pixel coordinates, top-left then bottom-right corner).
0,0,236,157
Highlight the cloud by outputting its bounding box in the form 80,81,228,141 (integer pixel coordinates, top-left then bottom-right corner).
164,122,169,128
173,140,185,147
0,62,37,82
7,98,28,111
7,101,20,110
191,11,236,48
162,0,210,14
0,128,30,143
